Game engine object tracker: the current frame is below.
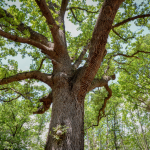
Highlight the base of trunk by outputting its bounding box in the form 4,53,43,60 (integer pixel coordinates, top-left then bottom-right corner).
45,87,84,150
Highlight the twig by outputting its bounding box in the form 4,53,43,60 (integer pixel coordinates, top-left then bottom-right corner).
113,53,139,59
112,28,134,42
118,67,130,75
112,14,150,28
113,59,133,65
67,7,99,14
70,8,83,23
38,57,46,71
73,41,90,69
0,95,21,102
0,87,32,101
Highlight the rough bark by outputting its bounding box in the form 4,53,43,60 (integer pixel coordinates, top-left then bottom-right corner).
45,81,84,149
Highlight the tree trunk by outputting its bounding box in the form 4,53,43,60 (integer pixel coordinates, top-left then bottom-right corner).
45,85,84,150
113,110,118,150
86,129,90,150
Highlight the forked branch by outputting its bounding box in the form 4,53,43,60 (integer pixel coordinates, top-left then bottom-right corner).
73,42,90,69
0,95,20,102
107,50,150,64
113,52,139,59
0,87,32,102
112,28,134,41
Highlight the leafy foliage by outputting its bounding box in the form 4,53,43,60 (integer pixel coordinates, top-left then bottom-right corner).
0,100,51,149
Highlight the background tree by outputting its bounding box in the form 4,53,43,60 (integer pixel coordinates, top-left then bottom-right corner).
0,0,150,149
85,84,150,150
0,99,50,149
84,34,150,149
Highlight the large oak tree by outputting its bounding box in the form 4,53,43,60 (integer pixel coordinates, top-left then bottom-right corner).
0,0,150,149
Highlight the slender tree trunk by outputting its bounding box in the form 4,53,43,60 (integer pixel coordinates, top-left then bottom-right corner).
92,131,95,150
129,111,143,150
106,116,109,149
86,129,90,150
45,86,84,150
113,111,118,150
99,128,102,150
119,130,126,150
137,109,149,150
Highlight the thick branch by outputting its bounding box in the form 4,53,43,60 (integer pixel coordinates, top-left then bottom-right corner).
33,93,53,114
35,0,57,28
112,14,150,28
87,75,116,92
57,0,70,46
35,0,64,46
0,8,51,46
0,29,55,58
0,71,53,87
75,0,124,100
60,0,69,17
73,42,90,69
48,1,60,12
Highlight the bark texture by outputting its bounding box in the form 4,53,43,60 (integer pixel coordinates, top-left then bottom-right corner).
45,87,84,149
